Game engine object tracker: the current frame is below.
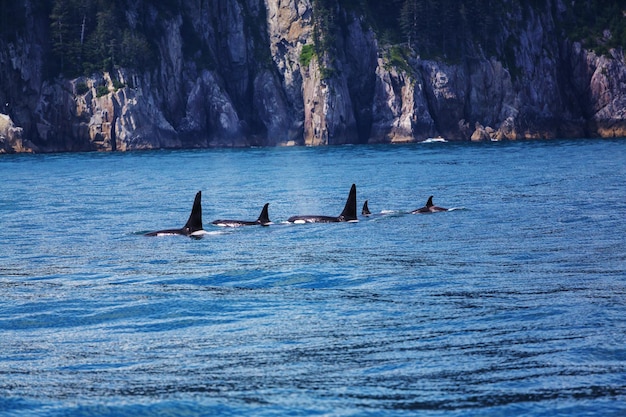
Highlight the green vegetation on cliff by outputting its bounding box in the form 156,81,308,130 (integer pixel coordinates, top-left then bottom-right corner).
339,0,507,59
49,0,154,76
562,0,626,55
41,0,626,78
341,0,626,60
299,44,316,67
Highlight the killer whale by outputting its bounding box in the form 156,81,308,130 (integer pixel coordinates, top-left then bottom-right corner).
212,203,271,227
411,196,448,213
361,200,371,216
287,184,358,223
145,191,205,237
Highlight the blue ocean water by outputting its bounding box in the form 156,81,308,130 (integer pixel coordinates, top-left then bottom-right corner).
1,139,625,416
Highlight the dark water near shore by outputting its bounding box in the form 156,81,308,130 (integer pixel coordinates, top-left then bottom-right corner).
1,139,625,416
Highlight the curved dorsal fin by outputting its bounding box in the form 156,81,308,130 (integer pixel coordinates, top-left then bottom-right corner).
183,191,203,233
339,184,357,221
362,200,371,215
426,196,434,208
257,203,271,225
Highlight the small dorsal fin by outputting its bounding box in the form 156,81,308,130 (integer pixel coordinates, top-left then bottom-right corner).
362,200,371,215
183,191,203,233
257,203,271,225
426,195,434,208
339,184,357,221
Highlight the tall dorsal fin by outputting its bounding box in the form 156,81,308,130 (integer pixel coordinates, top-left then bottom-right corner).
183,191,203,233
257,203,271,225
339,184,357,221
426,196,434,208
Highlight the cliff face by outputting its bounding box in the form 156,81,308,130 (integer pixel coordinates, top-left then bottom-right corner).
1,0,625,153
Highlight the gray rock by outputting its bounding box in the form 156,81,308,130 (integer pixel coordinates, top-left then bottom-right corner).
1,0,626,152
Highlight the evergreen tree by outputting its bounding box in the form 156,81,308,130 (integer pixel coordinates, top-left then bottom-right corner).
119,30,154,70
90,6,119,72
49,0,155,76
50,0,74,75
399,0,418,48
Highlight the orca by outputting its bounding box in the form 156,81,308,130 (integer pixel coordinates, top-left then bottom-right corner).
145,191,206,237
287,184,358,224
411,195,448,213
362,200,371,216
212,203,271,227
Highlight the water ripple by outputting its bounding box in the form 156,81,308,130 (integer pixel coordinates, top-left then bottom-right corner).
1,141,625,415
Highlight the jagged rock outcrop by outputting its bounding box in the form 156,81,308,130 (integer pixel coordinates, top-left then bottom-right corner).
0,113,32,153
369,61,436,143
252,68,295,145
0,0,625,153
566,43,626,137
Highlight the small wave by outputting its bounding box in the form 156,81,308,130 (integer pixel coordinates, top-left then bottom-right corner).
422,137,448,143
378,210,409,216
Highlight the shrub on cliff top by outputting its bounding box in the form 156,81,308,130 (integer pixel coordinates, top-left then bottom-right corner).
300,44,316,67
386,45,412,74
75,82,89,96
112,79,125,90
96,85,109,98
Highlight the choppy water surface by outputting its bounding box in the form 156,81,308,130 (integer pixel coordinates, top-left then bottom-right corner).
1,140,625,416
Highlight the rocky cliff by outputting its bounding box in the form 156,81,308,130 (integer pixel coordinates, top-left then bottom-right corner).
1,0,625,153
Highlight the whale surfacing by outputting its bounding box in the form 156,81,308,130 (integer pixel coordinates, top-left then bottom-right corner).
287,184,358,223
145,191,205,237
212,203,271,227
362,200,371,216
411,196,448,214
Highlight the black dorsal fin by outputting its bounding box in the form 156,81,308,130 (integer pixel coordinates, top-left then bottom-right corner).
183,191,203,233
426,196,434,208
362,200,371,215
257,203,271,225
339,184,357,221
